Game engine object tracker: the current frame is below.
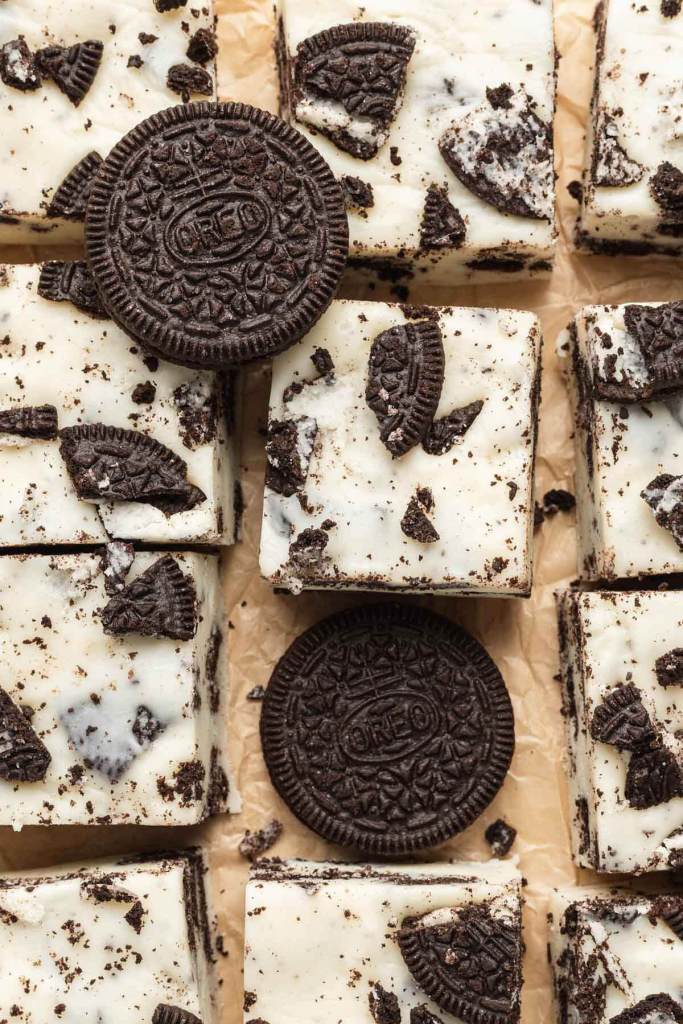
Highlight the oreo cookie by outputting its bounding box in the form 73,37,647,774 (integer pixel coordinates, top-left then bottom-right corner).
85,102,348,368
100,555,197,641
0,687,51,783
260,604,515,855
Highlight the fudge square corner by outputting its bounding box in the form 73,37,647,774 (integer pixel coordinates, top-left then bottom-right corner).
260,299,542,596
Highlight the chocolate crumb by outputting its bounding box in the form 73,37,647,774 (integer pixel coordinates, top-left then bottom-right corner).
131,381,156,404
127,54,144,68
166,62,213,100
247,686,266,701
369,983,401,1024
485,818,517,856
186,27,217,64
239,819,284,861
543,489,576,515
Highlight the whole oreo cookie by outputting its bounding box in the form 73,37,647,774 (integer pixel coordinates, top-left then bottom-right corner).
260,604,515,855
85,102,348,368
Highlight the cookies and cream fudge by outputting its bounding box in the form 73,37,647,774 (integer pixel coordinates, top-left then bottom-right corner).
276,0,557,284
260,299,541,595
0,549,237,827
0,263,237,547
549,888,683,1024
0,0,217,244
0,849,220,1024
577,0,683,257
560,302,683,581
244,858,523,1024
558,588,683,875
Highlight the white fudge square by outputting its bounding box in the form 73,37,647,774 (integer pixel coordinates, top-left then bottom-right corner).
0,850,220,1024
0,0,217,244
244,859,523,1024
549,888,683,1024
260,299,541,596
557,588,683,876
0,263,237,548
560,303,683,581
276,0,556,285
577,0,683,257
0,549,238,827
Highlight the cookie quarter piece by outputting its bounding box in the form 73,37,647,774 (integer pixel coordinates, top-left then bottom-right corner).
244,859,523,1024
0,850,220,1023
260,299,541,595
260,604,515,855
0,0,218,243
86,101,348,368
276,0,556,284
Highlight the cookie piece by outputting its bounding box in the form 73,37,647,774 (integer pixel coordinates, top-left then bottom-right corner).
625,745,683,809
152,1008,202,1024
439,88,553,221
292,23,415,160
0,38,41,91
260,604,515,855
186,28,218,65
401,488,439,543
100,555,197,641
46,151,103,221
36,40,104,106
0,687,51,783
366,320,445,457
85,102,348,368
621,301,683,399
655,648,683,687
166,62,213,101
265,417,317,496
420,185,466,250
38,261,105,318
641,474,683,550
340,175,374,210
590,683,658,751
592,114,644,188
422,400,483,456
0,405,58,440
485,818,517,857
650,162,683,219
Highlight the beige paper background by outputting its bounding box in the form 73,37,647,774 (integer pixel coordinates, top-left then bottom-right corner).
1,0,682,1020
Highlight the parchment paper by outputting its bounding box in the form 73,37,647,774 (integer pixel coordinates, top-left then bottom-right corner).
1,1,682,1021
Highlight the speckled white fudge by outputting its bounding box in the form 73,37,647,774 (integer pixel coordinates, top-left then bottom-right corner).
0,849,220,1024
560,302,683,581
0,0,217,244
0,549,238,827
244,859,523,1024
577,0,683,257
549,888,683,1024
557,589,683,875
260,300,541,596
0,263,238,548
276,0,557,285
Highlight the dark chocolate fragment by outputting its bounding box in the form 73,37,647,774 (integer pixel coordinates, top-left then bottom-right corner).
100,555,197,641
590,683,658,751
625,745,683,809
543,489,576,515
655,648,683,687
422,401,484,456
0,405,58,440
59,424,206,515
401,488,439,543
166,62,213,101
641,474,683,550
651,162,683,219
152,1006,202,1024
37,40,104,105
265,417,317,496
397,904,522,1024
485,818,517,857
420,184,466,250
132,705,165,745
238,819,283,861
592,114,644,188
609,995,683,1024
366,320,445,457
154,0,188,9
620,302,683,399
340,175,374,210
38,261,105,318
369,983,401,1024
0,686,51,783
46,151,103,221
186,28,218,65
0,38,41,91
293,23,415,160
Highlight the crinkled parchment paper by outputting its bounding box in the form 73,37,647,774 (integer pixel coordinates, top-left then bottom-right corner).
1,0,682,1021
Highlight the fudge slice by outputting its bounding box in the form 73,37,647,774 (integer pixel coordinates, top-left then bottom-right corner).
0,549,238,827
276,0,556,285
549,888,683,1024
244,859,523,1024
557,588,683,874
0,849,219,1023
260,299,542,595
0,263,238,547
577,0,683,257
560,302,683,581
0,0,217,243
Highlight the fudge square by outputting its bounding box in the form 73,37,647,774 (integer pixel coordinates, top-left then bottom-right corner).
549,888,683,1024
244,859,523,1024
0,263,237,548
260,300,542,596
561,302,683,582
276,0,557,284
0,549,238,827
577,0,683,258
0,849,220,1024
0,0,217,244
558,588,683,875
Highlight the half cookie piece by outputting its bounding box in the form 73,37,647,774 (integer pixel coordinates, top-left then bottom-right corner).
260,604,515,855
244,859,523,1024
86,101,348,368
